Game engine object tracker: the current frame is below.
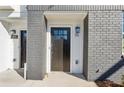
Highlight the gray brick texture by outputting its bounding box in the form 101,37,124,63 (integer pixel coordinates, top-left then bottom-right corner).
27,5,124,84
88,11,124,83
27,11,47,80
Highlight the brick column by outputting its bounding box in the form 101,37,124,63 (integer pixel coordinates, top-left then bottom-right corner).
27,11,47,80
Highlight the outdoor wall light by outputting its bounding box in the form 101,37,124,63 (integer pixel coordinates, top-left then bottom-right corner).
75,26,80,36
10,29,16,35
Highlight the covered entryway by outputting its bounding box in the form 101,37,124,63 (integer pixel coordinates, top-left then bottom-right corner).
45,11,87,73
51,27,70,72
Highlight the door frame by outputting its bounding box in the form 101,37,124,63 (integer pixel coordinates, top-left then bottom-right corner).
47,24,72,73
20,30,27,68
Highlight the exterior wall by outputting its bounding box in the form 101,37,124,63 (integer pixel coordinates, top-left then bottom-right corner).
10,20,27,69
0,20,27,72
0,21,13,72
27,5,124,83
88,11,123,83
0,5,27,71
27,11,47,79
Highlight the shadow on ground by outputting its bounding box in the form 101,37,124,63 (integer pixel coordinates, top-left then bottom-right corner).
65,72,86,80
14,68,24,78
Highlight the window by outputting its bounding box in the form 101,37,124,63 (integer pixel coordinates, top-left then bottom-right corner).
51,28,68,40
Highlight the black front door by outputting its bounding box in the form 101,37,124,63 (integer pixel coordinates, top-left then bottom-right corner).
20,31,27,68
51,27,70,72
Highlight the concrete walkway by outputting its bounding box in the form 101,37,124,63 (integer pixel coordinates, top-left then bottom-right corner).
0,69,97,87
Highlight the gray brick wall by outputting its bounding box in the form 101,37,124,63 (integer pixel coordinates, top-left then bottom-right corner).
27,11,47,80
27,5,124,83
88,11,124,83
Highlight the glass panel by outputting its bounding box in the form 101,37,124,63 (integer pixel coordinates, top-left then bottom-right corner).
51,28,69,40
64,30,67,35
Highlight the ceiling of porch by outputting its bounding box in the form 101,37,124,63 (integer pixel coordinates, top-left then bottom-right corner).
44,11,87,21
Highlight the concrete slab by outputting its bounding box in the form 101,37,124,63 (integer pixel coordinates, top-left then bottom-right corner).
0,69,97,87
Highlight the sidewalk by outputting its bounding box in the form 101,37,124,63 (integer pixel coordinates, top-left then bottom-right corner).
0,69,97,87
